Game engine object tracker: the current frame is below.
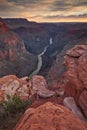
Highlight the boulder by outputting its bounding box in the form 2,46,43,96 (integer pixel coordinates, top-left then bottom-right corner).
0,75,29,101
0,75,55,102
29,75,55,98
63,97,86,121
13,102,87,130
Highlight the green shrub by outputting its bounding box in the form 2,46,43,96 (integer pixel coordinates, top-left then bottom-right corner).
0,95,32,130
3,94,31,113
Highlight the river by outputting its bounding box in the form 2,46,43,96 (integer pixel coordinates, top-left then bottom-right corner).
30,38,53,76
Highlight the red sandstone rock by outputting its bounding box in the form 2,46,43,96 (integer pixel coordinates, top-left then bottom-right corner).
63,97,86,121
13,102,87,130
0,22,37,77
0,22,26,61
0,75,55,102
66,45,87,57
78,90,87,118
29,75,55,98
63,45,87,119
0,75,29,101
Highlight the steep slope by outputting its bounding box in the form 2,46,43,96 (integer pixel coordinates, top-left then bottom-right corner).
2,18,50,54
14,26,49,54
0,22,37,77
47,27,87,82
62,45,87,119
2,18,87,80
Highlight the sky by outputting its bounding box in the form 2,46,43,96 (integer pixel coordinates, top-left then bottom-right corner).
0,0,87,22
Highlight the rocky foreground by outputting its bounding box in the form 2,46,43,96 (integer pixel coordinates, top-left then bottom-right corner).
0,44,87,129
14,102,87,130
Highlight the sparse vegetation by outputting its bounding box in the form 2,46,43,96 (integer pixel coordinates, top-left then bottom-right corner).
3,94,31,113
0,94,32,130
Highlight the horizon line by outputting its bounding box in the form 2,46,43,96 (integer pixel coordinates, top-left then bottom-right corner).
1,17,87,23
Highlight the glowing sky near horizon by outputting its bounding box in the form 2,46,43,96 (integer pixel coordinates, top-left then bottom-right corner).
0,0,87,22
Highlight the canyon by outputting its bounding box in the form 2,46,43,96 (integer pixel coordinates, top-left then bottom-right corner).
1,18,87,81
0,18,87,130
0,44,87,130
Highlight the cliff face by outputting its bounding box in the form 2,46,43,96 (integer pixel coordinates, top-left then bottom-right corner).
61,45,87,119
2,19,87,79
2,18,50,54
47,33,87,82
0,22,37,77
14,26,49,54
0,45,87,129
0,22,26,61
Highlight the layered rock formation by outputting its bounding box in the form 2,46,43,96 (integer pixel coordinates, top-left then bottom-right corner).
14,25,49,54
0,22,26,61
0,22,37,77
14,102,87,130
29,75,55,98
47,28,87,83
0,43,87,129
0,75,55,102
2,18,87,79
62,45,87,119
0,75,28,101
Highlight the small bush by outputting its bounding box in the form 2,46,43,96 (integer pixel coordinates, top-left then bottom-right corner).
0,95,32,130
3,94,31,113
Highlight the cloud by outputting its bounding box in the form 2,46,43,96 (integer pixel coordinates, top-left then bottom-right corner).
48,0,87,12
49,1,71,11
6,0,44,7
0,0,87,22
44,13,87,19
72,0,87,7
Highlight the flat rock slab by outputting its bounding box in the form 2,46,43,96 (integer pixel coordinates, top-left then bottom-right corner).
63,97,86,121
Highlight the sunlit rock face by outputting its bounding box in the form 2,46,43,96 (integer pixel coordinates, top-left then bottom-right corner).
0,22,37,77
61,45,87,119
13,102,87,130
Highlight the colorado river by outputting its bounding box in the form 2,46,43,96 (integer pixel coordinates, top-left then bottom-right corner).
30,38,53,76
